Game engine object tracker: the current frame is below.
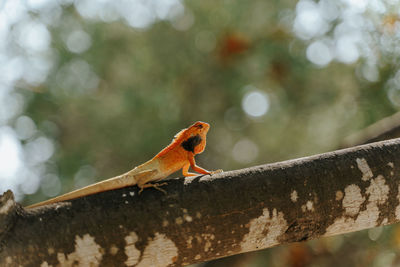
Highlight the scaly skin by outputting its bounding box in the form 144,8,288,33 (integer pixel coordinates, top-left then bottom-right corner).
26,121,222,209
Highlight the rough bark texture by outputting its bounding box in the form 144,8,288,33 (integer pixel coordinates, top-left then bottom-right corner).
2,138,400,266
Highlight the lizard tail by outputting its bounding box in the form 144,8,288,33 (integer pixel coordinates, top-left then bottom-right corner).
26,172,140,209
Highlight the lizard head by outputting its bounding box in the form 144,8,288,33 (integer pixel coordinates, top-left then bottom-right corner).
191,121,210,132
189,121,210,138
181,121,210,154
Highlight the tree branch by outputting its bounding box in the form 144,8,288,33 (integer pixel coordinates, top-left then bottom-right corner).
342,111,400,147
2,138,400,266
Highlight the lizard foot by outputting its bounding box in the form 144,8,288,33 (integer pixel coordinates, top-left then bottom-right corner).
138,182,168,195
210,169,223,174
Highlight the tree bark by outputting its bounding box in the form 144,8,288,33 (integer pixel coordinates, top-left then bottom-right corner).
2,138,400,266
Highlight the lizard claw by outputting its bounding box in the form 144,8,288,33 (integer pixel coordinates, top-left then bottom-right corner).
210,169,223,175
150,182,167,194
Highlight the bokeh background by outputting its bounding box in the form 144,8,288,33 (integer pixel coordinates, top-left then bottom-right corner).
1,0,400,266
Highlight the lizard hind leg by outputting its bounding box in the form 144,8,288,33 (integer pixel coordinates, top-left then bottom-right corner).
134,169,168,194
138,182,168,194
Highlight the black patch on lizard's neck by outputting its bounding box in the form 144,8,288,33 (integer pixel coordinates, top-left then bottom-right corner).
181,134,202,152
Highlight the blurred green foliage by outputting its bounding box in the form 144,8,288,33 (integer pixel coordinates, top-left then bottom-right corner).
3,0,400,266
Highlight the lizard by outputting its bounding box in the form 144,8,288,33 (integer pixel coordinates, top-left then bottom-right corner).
26,121,222,209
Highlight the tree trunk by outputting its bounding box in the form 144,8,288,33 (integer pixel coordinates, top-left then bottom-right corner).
2,138,400,266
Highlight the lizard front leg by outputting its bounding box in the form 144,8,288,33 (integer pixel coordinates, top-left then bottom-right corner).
188,154,223,175
182,162,198,177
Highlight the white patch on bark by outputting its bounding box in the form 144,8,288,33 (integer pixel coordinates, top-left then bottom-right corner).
40,262,50,267
74,234,103,266
136,233,178,267
194,234,202,244
187,236,193,248
184,215,193,222
301,205,306,212
395,184,400,220
306,201,314,211
356,158,373,181
184,177,196,185
325,176,389,236
56,234,103,267
201,234,215,252
388,162,394,168
367,175,389,204
204,240,211,252
109,244,119,255
0,199,13,214
125,232,140,266
342,185,365,216
336,190,343,201
57,253,65,265
240,208,288,252
290,190,298,202
6,257,12,264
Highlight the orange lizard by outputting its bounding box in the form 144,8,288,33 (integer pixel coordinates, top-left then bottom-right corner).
26,121,221,209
